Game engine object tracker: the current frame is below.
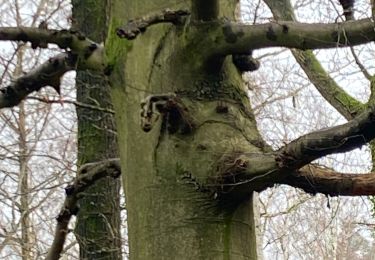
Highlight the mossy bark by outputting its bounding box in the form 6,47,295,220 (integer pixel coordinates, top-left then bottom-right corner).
107,0,263,259
72,1,122,259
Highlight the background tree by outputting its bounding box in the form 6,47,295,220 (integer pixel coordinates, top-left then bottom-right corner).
72,1,122,259
0,1,78,258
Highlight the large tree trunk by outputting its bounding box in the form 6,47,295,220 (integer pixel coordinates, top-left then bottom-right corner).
72,1,122,259
107,0,263,258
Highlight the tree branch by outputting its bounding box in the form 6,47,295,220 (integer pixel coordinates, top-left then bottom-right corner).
276,104,375,170
264,0,365,120
0,53,74,108
213,104,375,198
0,26,91,50
213,152,375,198
349,46,372,81
292,50,364,119
46,158,121,260
0,27,106,71
205,18,375,56
282,164,375,196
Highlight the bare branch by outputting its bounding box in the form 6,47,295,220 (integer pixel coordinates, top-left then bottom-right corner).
1,26,91,50
0,53,74,108
349,47,372,81
282,164,375,196
205,18,375,56
116,9,189,40
0,27,109,109
46,158,121,260
212,104,375,198
213,151,375,198
0,27,106,71
292,49,364,119
27,96,115,114
276,104,375,170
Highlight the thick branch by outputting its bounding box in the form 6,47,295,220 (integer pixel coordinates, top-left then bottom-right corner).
207,18,375,56
213,153,375,198
214,104,375,198
0,27,108,108
0,27,106,71
276,104,375,169
46,158,121,260
282,165,375,196
0,53,74,108
191,0,219,21
1,27,93,50
116,9,189,40
264,0,364,120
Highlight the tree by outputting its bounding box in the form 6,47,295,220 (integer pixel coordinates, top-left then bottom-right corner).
2,0,375,259
0,1,79,258
72,1,122,259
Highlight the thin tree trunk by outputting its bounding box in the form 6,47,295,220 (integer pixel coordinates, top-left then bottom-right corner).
15,45,32,260
19,102,31,260
72,1,122,259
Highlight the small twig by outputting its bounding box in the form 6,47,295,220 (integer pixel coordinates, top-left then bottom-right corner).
349,46,372,80
27,96,115,114
354,222,375,226
116,9,190,40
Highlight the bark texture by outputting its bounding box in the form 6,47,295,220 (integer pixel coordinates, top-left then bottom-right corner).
72,1,122,259
107,0,263,259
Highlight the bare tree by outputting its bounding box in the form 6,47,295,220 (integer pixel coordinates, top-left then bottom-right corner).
3,0,375,259
0,0,78,258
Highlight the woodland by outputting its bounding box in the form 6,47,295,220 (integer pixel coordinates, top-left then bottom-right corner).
1,0,375,259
